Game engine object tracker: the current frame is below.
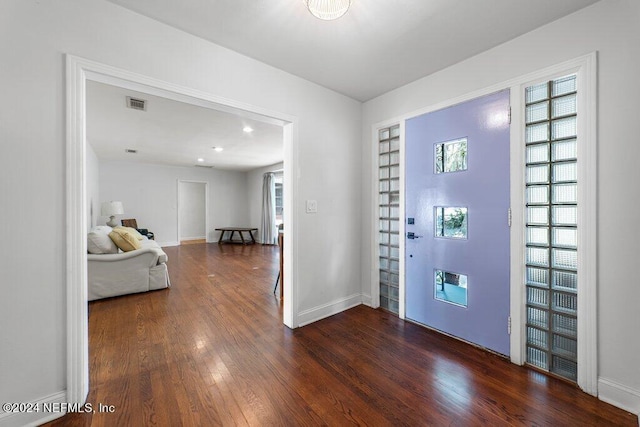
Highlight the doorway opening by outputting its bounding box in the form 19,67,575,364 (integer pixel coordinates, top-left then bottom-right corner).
67,55,298,404
178,181,207,245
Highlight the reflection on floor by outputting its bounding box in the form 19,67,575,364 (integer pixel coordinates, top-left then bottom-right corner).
435,282,468,307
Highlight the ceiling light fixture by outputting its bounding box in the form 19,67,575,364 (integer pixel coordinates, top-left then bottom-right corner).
243,126,253,133
197,158,204,162
306,0,351,20
213,147,224,152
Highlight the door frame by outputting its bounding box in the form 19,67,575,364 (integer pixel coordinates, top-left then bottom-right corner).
369,52,597,395
177,180,209,243
66,54,299,404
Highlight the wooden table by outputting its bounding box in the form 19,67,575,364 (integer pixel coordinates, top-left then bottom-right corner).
215,227,258,245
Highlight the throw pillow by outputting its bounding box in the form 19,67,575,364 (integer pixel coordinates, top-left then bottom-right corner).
87,231,118,254
109,229,142,252
114,226,144,240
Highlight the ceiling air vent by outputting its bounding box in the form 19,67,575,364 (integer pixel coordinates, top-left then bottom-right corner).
126,96,147,111
194,164,214,168
125,149,137,154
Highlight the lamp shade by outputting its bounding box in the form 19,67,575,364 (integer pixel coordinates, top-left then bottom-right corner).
306,0,351,20
101,201,124,216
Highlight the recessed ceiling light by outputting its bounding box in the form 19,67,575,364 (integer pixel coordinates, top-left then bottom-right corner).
243,126,253,133
213,147,224,152
197,158,204,162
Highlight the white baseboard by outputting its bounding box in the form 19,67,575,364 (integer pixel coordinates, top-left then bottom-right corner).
599,377,640,422
158,241,179,247
0,390,67,427
297,293,363,327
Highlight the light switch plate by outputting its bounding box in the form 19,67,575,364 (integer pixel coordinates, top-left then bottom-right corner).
306,199,317,213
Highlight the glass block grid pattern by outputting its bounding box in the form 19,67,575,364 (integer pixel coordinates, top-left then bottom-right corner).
524,75,578,381
379,125,401,314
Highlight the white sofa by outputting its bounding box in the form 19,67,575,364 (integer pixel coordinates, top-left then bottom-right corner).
87,226,171,301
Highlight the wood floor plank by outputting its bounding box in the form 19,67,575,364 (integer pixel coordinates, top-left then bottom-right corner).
44,243,637,426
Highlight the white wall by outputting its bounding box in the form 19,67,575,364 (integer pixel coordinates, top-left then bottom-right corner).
87,143,101,230
178,181,207,241
0,0,362,424
247,162,284,243
100,161,246,245
362,0,640,415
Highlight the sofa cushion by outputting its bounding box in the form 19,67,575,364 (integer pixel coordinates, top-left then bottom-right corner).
114,226,144,240
109,229,142,252
87,230,118,254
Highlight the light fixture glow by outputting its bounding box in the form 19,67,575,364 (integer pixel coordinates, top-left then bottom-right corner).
197,158,204,162
243,126,253,133
306,0,351,20
213,147,224,152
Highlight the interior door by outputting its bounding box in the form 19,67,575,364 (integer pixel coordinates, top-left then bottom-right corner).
405,90,511,356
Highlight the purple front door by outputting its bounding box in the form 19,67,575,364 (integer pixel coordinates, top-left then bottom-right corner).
405,90,511,356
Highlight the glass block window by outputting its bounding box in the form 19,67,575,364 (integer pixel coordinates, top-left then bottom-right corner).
524,74,578,382
379,125,401,314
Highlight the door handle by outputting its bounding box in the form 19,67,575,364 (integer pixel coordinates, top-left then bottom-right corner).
407,232,423,239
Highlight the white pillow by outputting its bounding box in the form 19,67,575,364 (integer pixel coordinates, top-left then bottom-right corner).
87,230,118,254
90,225,113,234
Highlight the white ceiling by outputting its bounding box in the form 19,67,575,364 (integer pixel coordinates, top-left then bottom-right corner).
107,0,600,101
87,81,284,171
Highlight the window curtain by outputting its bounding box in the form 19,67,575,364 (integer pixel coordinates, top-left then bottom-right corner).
260,172,277,245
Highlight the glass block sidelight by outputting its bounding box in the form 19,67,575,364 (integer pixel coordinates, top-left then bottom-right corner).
378,125,401,314
524,74,578,382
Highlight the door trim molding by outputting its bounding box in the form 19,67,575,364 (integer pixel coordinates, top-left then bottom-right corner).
66,54,299,405
370,52,597,395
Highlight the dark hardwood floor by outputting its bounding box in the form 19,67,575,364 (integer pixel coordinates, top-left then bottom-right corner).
46,243,636,426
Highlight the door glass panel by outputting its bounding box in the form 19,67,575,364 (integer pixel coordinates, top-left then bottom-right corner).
435,138,467,174
434,269,468,307
435,207,468,238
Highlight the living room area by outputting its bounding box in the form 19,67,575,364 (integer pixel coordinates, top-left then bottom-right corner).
85,80,286,301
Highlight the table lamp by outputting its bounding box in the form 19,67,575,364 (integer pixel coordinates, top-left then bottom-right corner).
101,201,124,227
